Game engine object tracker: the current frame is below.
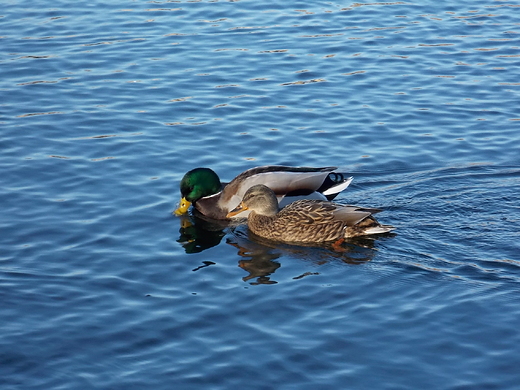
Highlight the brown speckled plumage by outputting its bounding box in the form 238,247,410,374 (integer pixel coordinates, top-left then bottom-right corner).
228,184,394,243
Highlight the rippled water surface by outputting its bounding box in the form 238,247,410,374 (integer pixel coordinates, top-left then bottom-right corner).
2,0,520,388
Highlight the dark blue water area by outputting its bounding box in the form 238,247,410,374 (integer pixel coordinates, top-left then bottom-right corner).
2,0,520,389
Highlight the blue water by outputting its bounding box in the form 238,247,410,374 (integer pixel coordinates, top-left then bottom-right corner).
2,0,520,388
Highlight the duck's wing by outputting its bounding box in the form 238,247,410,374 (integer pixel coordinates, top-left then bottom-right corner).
332,205,378,226
295,202,395,237
268,200,347,242
333,205,395,236
280,201,373,226
220,166,347,210
262,199,394,242
277,200,338,224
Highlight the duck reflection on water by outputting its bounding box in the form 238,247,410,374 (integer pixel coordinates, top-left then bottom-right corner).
176,212,229,254
226,228,383,284
176,210,391,284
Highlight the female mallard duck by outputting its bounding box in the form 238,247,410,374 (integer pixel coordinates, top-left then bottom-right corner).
174,166,353,220
226,184,394,243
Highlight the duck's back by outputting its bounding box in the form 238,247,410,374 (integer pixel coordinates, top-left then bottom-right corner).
249,200,346,243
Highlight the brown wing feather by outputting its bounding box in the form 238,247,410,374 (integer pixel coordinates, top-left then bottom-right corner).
246,193,395,243
278,200,336,224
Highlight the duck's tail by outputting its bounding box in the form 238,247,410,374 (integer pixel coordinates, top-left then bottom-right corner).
320,174,354,201
361,224,395,236
345,215,395,238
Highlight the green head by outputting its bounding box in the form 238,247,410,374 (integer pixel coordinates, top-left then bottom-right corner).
180,168,222,202
174,168,222,216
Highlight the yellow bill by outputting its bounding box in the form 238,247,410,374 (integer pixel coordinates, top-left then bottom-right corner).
174,197,191,216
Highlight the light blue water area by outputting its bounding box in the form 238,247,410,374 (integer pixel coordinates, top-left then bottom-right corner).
1,0,520,389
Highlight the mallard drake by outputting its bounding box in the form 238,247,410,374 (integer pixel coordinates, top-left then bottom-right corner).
226,184,395,243
174,165,353,220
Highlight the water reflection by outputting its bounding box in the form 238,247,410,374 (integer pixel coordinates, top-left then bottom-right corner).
227,238,281,285
176,212,389,284
176,213,228,254
227,229,382,285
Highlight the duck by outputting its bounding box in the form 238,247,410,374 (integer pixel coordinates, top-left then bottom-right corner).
174,165,353,220
226,184,395,243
